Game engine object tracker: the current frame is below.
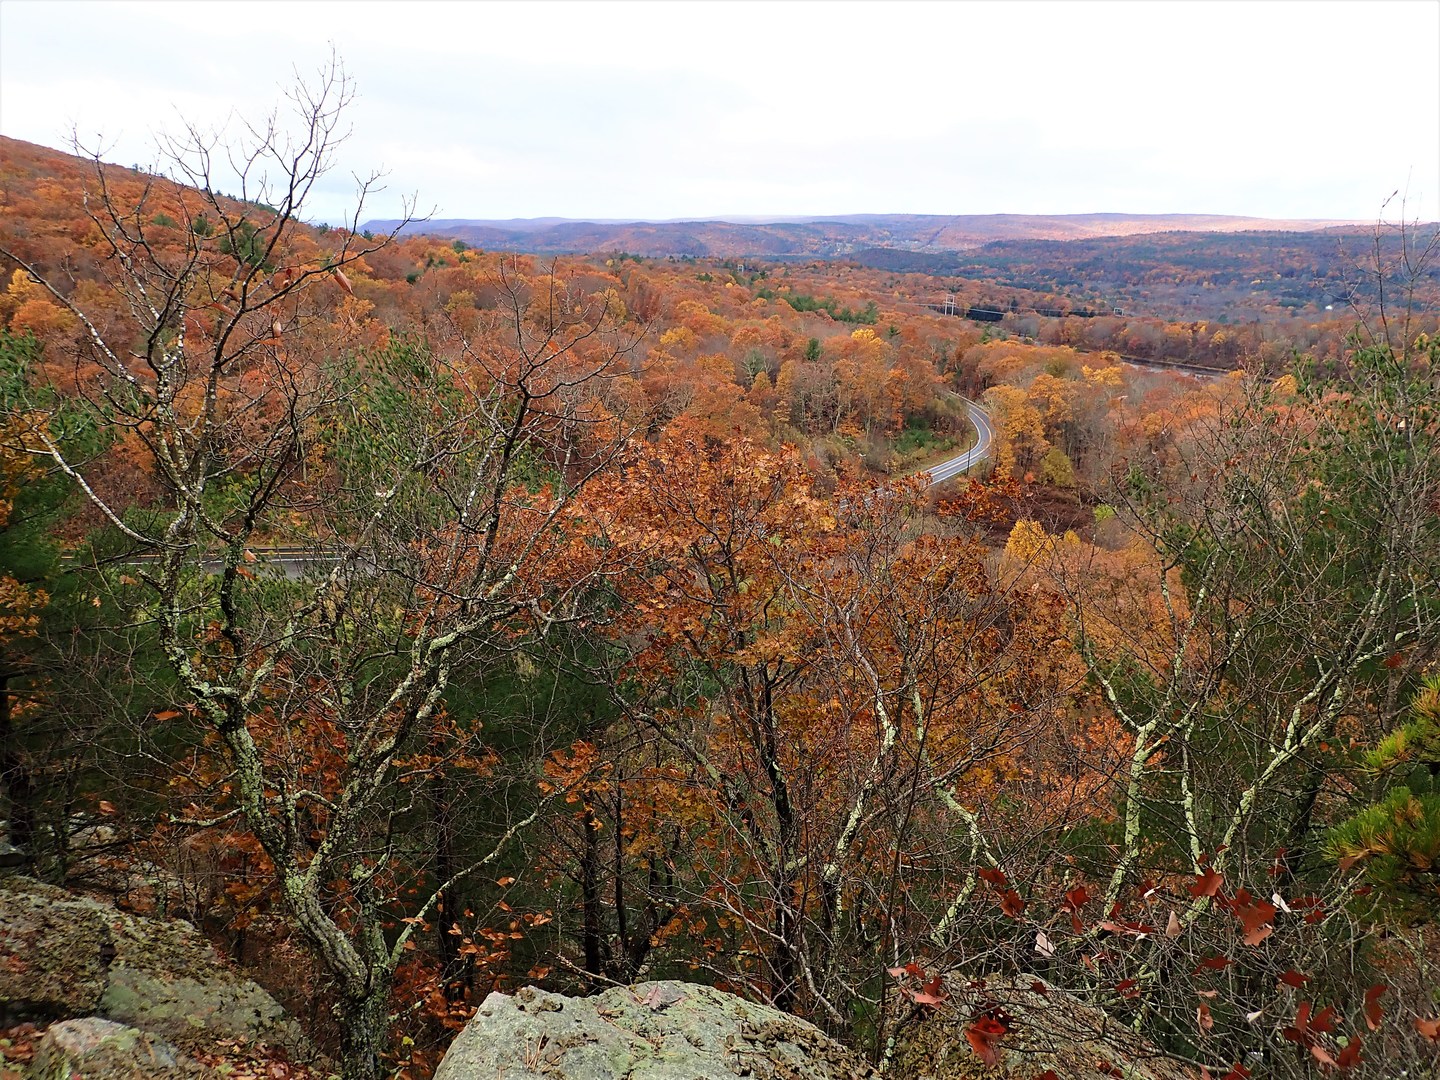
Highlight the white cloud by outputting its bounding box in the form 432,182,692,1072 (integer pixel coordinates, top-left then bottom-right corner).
2,0,1435,223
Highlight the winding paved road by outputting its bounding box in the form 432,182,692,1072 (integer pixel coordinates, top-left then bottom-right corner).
112,396,998,576
924,395,994,486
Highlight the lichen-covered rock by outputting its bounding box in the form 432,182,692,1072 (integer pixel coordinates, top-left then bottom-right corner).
888,973,1194,1080
433,980,876,1080
0,877,112,1020
0,877,309,1061
29,1017,212,1080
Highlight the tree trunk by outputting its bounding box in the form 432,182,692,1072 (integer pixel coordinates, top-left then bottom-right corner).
0,675,37,866
771,880,799,1014
581,807,604,977
336,990,389,1080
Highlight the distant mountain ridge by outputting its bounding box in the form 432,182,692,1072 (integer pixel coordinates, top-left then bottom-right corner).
361,212,1369,259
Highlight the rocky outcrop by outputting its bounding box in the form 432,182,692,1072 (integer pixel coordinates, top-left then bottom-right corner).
888,973,1194,1080
28,1018,212,1080
0,876,309,1061
433,980,876,1080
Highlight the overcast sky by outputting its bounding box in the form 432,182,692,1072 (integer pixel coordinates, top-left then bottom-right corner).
2,0,1437,226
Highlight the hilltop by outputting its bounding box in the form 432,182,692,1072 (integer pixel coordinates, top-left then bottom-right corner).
360,210,1366,259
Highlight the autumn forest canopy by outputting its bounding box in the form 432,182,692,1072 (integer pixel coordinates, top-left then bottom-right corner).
1,67,1439,1080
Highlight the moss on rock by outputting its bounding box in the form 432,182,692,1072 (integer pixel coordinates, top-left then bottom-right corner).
0,877,309,1061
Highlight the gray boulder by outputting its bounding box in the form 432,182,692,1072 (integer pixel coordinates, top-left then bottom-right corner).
0,876,309,1060
0,876,111,1019
29,1017,212,1080
433,980,876,1080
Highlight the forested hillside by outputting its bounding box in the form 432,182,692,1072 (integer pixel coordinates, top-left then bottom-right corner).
359,208,1424,326
361,211,1361,261
2,78,1438,1080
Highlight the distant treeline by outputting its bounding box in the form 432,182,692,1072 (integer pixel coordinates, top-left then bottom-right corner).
850,226,1440,323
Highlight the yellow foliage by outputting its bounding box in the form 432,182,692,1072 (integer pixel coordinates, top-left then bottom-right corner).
1005,519,1050,562
984,384,1049,477
1005,519,1080,564
6,268,42,302
1082,364,1125,387
599,287,627,323
1027,372,1077,429
659,326,697,352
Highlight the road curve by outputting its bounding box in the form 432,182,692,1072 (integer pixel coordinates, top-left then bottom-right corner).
924,395,993,486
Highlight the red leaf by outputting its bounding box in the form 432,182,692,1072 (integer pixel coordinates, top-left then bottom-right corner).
964,1014,1009,1067
1310,1044,1338,1068
1383,650,1404,668
1190,868,1225,898
1283,1002,1314,1047
1278,970,1310,989
1235,897,1278,946
1337,1034,1362,1071
1197,1003,1215,1033
1035,1073,1060,1080
1222,1067,1252,1080
977,866,1008,888
1029,980,1049,996
1363,984,1386,1032
1415,1016,1440,1041
1115,978,1140,1000
913,975,948,1007
1195,955,1232,974
1063,885,1089,911
999,889,1026,919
